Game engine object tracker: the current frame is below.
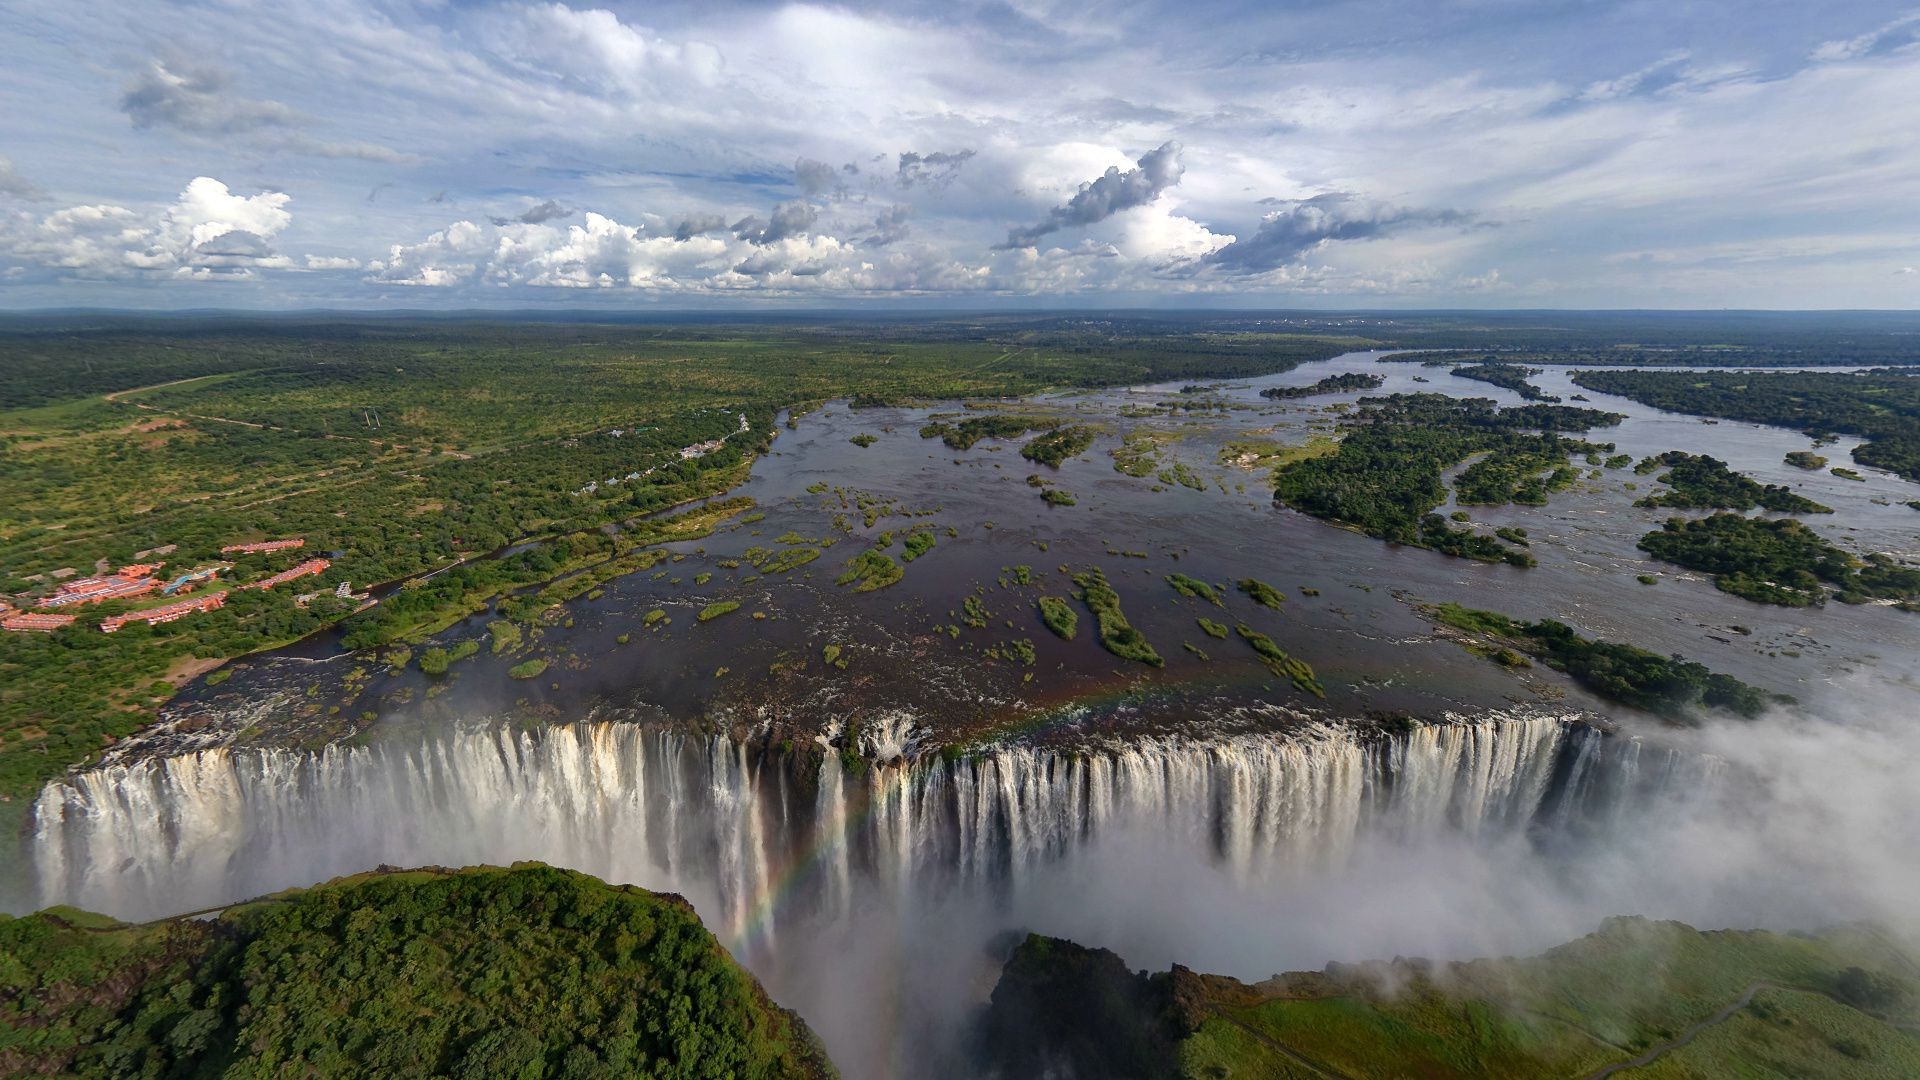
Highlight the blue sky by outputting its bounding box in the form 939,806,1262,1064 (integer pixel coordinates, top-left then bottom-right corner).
1,0,1917,309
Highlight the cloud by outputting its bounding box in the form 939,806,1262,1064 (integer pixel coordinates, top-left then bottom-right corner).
121,58,298,134
0,157,41,200
1200,193,1473,275
1810,12,1920,63
794,157,841,196
669,213,729,241
1001,141,1183,248
303,255,361,271
896,149,975,189
121,57,412,162
485,2,724,93
732,200,817,245
492,199,571,226
860,204,913,247
1,176,294,279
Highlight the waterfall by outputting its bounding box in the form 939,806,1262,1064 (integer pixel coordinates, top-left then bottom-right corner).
28,714,1691,927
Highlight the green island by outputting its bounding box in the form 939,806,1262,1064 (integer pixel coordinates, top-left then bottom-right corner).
0,863,834,1079
834,549,904,593
919,414,1059,450
1164,573,1224,605
977,917,1919,1079
1633,452,1833,513
848,433,877,448
1448,359,1560,401
1019,425,1098,466
1236,578,1285,610
1427,602,1786,718
1786,450,1829,469
1036,596,1079,640
1233,624,1323,696
697,600,741,622
1071,566,1162,666
1258,371,1383,399
1637,514,1920,609
1271,394,1622,567
1571,369,1920,481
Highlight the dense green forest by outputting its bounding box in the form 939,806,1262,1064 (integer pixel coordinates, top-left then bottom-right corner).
1270,395,1622,566
0,320,1359,812
0,863,835,1079
1634,451,1833,513
979,919,1920,1079
1638,514,1920,609
1572,369,1920,481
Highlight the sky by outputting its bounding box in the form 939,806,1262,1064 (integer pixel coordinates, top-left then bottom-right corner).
0,0,1917,310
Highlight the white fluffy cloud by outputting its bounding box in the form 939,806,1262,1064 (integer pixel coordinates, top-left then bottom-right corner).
2,177,294,279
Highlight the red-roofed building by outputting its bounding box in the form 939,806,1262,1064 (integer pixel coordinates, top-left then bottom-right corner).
100,591,227,633
4,612,77,633
242,558,330,591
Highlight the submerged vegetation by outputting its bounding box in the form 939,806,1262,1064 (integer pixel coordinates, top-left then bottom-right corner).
834,549,904,593
1164,573,1224,605
1236,578,1285,610
1428,602,1787,718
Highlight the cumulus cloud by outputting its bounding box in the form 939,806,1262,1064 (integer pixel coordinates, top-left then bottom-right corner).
1,177,295,279
732,200,817,245
896,149,975,188
1001,141,1183,248
0,157,41,200
1200,193,1473,275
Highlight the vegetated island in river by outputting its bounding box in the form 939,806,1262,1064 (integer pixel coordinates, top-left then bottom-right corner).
976,917,1920,1079
1258,371,1384,399
1271,394,1623,567
0,863,835,1080
1426,602,1787,720
1637,514,1920,610
1633,451,1833,514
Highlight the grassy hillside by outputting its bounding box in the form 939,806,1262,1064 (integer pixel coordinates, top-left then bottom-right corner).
0,863,836,1079
980,917,1920,1079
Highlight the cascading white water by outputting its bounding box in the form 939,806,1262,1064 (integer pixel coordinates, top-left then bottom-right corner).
29,714,1678,929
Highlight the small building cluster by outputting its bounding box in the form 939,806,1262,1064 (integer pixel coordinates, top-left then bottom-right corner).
36,564,165,608
100,591,228,633
4,535,328,635
241,558,331,591
220,538,305,555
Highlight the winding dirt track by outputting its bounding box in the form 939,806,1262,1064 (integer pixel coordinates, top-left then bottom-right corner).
1582,981,1777,1078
